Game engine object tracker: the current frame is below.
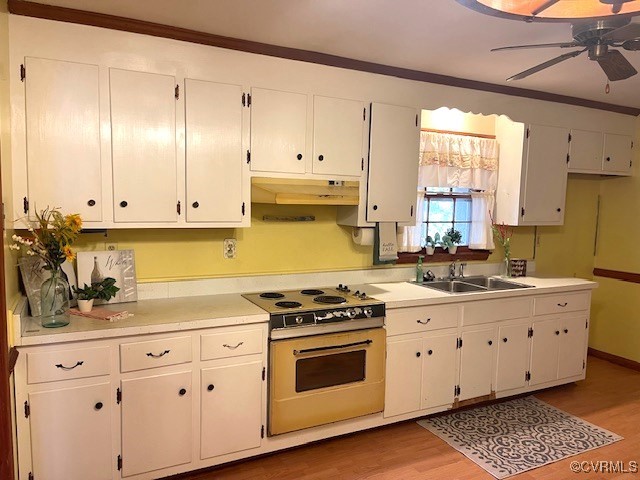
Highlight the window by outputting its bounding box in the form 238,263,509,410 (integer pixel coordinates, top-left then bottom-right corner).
420,187,472,247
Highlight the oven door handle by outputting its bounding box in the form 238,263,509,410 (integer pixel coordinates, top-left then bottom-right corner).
293,339,373,356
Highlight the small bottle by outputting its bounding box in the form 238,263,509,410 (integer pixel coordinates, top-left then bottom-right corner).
90,256,104,284
416,255,425,283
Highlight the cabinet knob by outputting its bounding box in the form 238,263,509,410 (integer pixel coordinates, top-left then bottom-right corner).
555,330,560,335
297,153,303,160
416,352,421,357
373,205,378,211
427,349,433,356
503,337,508,343
120,201,128,208
207,384,215,392
192,201,199,209
179,388,187,396
318,154,324,161
87,199,96,207
488,340,493,346
556,208,561,212
564,328,569,334
606,157,611,162
94,402,103,411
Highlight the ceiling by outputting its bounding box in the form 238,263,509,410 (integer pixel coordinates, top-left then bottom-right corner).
24,0,640,110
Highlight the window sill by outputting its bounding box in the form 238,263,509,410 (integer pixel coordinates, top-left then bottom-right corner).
396,247,491,264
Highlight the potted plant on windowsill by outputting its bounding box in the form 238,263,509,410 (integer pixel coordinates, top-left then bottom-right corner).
442,227,462,254
72,277,120,313
425,235,437,255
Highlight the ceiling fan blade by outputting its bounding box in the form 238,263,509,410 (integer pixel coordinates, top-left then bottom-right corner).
596,49,638,80
601,22,640,42
506,50,585,81
492,42,581,52
531,0,560,16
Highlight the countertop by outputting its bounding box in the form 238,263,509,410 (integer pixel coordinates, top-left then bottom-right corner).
16,276,597,346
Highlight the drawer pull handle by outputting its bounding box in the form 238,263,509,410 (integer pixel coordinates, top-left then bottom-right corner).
94,402,103,410
223,342,244,350
179,388,187,396
557,302,568,307
207,384,215,392
146,349,170,358
294,340,372,356
55,361,84,370
417,319,431,325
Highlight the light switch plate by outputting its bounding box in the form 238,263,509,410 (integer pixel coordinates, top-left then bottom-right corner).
223,239,236,259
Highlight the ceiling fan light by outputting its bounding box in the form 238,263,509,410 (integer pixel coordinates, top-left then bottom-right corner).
458,0,640,20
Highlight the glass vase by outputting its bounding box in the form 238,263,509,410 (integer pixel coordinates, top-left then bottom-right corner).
40,269,70,328
502,256,512,278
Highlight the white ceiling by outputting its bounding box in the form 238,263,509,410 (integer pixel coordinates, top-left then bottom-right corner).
28,0,640,110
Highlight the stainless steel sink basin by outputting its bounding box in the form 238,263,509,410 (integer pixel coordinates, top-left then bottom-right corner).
415,276,533,294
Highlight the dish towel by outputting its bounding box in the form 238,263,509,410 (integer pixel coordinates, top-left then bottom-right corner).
69,307,133,322
377,222,399,262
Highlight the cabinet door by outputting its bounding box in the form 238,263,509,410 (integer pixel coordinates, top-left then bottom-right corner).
110,68,177,223
250,87,307,173
495,323,530,392
529,318,560,386
568,129,604,173
384,338,422,417
201,361,262,459
25,57,102,221
312,96,365,177
521,124,569,225
558,316,588,379
603,133,633,174
421,333,457,410
185,79,244,223
367,103,420,223
458,327,496,401
29,382,112,480
121,371,192,477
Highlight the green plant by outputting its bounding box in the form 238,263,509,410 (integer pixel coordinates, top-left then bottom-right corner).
444,227,462,245
426,235,435,247
72,277,120,301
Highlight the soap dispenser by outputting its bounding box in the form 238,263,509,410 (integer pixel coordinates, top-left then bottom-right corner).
416,256,425,283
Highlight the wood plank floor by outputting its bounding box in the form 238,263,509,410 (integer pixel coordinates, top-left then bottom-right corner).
174,356,640,480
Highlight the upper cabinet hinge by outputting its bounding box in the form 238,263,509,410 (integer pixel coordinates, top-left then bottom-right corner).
242,202,246,216
23,196,29,215
568,133,572,143
177,201,181,215
456,337,462,349
410,205,414,217
242,92,246,106
262,366,266,381
526,128,530,138
116,387,122,404
528,327,533,338
261,425,265,438
521,207,525,217
566,153,570,164
247,93,252,107
363,107,366,121
246,150,251,164
585,319,589,329
361,158,364,171
175,84,179,99
24,401,30,418
583,360,586,370
415,114,418,127
20,64,25,82
117,455,122,471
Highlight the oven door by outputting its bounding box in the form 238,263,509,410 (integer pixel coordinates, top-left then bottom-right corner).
269,327,385,436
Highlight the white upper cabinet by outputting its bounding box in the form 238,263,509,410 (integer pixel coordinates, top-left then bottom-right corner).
367,103,420,223
603,133,633,174
250,87,307,174
495,118,569,226
110,68,178,223
24,57,102,221
312,96,365,177
185,79,245,224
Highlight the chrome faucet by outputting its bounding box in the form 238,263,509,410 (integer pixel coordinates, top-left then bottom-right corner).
459,262,467,278
448,260,457,279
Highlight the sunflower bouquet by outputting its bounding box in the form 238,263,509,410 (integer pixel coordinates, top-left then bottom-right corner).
11,208,82,271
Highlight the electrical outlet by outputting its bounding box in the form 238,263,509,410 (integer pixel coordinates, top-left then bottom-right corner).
105,242,118,251
223,239,236,259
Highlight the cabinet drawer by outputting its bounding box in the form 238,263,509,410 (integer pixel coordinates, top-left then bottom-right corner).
201,328,263,361
27,346,111,384
120,336,192,373
534,292,590,316
463,297,531,326
385,305,458,336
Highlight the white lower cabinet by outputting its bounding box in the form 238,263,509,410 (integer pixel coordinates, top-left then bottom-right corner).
495,322,530,392
28,382,113,480
200,361,263,459
121,370,193,477
421,333,458,409
458,327,496,401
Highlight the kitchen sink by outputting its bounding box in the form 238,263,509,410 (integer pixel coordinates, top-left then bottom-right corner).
415,276,533,294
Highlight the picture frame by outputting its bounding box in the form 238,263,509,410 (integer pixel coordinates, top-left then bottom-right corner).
76,250,137,304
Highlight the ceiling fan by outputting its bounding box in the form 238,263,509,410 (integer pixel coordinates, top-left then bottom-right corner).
493,18,640,81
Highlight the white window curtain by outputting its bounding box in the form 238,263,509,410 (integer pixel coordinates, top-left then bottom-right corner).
400,131,499,252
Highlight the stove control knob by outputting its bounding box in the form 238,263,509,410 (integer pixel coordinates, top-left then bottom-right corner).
364,307,373,318
295,316,303,325
347,309,357,319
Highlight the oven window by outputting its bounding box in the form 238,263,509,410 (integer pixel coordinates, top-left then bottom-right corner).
295,350,366,392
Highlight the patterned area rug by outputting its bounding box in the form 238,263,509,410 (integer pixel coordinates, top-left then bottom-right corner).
417,396,622,479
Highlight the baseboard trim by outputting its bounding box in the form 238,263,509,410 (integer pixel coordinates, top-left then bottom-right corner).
588,348,640,372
